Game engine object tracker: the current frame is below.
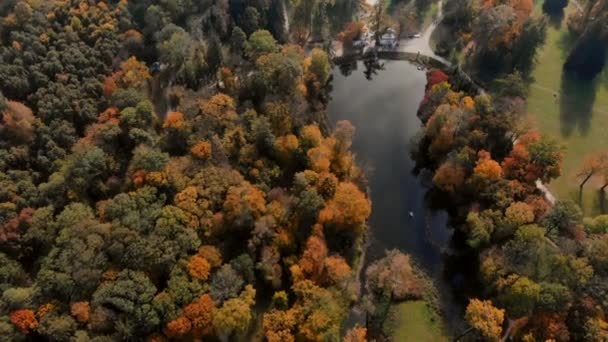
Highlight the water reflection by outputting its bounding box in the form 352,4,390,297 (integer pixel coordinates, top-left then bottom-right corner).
559,71,598,137
327,60,467,334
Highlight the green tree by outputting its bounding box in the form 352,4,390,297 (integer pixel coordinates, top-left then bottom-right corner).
500,276,540,318
37,218,110,301
538,282,571,313
230,27,247,55
37,314,77,342
245,30,278,60
242,6,261,35
91,270,159,337
544,200,583,235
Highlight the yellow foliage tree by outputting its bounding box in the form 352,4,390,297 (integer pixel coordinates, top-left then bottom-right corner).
465,298,505,342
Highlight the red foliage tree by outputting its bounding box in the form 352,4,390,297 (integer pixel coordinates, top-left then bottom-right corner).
10,309,38,334
426,69,449,91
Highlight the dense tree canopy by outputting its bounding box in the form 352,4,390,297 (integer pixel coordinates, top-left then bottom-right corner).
0,1,370,340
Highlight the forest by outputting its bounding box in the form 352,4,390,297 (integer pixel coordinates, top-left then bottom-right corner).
0,0,379,341
2,0,608,341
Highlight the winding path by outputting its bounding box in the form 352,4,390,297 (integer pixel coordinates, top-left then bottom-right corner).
397,0,450,65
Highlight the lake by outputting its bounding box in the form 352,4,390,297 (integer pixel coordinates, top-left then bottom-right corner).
327,60,467,334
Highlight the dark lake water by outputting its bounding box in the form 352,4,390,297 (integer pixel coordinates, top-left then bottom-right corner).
327,60,466,334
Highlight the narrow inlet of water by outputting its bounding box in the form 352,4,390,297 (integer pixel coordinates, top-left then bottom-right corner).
327,60,466,333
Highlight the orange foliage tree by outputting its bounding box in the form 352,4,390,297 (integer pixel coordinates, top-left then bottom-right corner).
183,294,216,336
164,316,192,339
223,182,266,227
199,94,238,129
337,21,367,48
2,101,35,142
576,151,608,194
343,325,367,342
433,161,466,193
502,132,563,184
10,309,38,334
187,255,211,280
299,233,328,282
318,182,371,231
163,112,185,129
323,256,352,285
474,150,503,181
117,57,151,89
197,245,223,268
70,301,90,323
191,140,212,160
263,307,301,342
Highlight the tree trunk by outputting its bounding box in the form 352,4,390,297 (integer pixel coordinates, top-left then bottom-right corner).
580,172,594,191
579,172,594,204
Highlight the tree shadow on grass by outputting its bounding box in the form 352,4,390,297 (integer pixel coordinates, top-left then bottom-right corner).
545,11,565,30
559,71,599,137
557,30,579,60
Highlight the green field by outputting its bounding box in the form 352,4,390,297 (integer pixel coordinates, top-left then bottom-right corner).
527,1,608,215
383,301,447,342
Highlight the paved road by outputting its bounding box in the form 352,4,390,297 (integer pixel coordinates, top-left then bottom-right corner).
397,0,450,65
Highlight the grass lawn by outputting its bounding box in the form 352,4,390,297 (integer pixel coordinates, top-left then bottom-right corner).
383,301,447,342
526,1,608,215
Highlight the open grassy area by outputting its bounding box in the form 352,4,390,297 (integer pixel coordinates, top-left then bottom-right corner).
383,301,447,342
526,2,608,215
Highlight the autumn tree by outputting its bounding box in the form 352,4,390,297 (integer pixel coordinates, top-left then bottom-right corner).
304,48,331,90
1,101,35,143
164,316,191,339
502,132,563,184
323,256,352,286
263,307,300,342
365,250,422,300
474,150,503,181
212,285,256,341
70,301,90,324
343,325,367,342
222,182,266,229
466,210,498,248
318,182,371,233
10,309,37,334
187,255,211,280
499,275,541,317
338,21,366,48
433,161,466,193
298,233,328,282
291,279,346,341
576,151,608,196
465,299,505,341
183,294,215,337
